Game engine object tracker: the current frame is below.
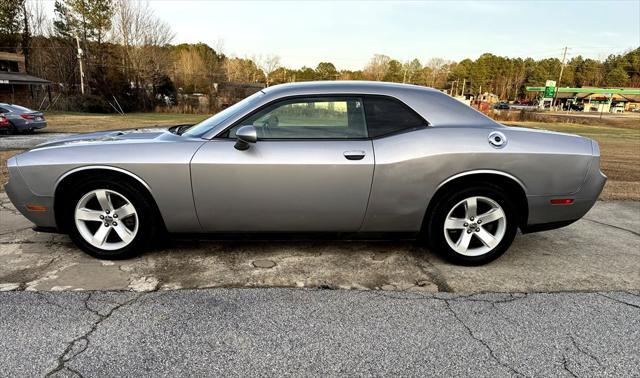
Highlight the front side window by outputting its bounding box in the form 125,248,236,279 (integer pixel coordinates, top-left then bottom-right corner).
229,97,367,139
183,90,265,138
363,97,427,138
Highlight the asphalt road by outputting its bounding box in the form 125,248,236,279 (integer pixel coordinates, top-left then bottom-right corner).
0,289,638,377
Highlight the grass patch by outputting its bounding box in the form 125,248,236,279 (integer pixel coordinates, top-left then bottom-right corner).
42,111,208,133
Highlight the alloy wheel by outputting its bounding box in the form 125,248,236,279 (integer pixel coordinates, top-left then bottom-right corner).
74,189,139,250
443,196,507,256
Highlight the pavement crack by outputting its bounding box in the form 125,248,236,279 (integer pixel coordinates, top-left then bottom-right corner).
597,293,640,309
44,292,147,377
442,298,527,377
561,354,579,377
409,248,453,292
0,226,32,236
582,218,640,237
449,293,529,304
35,292,67,311
568,334,602,366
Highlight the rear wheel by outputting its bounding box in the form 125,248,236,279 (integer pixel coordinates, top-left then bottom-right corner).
64,179,157,259
4,122,17,135
427,184,518,265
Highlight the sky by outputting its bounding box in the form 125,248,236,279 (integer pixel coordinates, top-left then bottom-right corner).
39,0,640,70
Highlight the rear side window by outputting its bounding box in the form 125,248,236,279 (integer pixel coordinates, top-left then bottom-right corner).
363,97,427,138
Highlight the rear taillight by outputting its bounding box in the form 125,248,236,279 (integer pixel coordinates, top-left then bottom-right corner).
20,114,36,120
550,199,574,205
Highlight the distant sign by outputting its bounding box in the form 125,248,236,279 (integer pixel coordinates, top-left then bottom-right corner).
544,86,555,98
543,80,556,98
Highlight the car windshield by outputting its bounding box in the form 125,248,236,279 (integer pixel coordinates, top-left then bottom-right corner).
182,91,265,138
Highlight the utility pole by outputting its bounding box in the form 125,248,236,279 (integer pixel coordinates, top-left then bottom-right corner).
553,46,568,109
75,35,85,95
460,79,466,98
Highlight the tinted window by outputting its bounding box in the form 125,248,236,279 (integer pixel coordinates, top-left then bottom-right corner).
363,97,427,138
229,97,367,139
0,107,8,113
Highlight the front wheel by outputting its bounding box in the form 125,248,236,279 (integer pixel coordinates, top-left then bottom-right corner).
64,179,157,259
427,185,518,265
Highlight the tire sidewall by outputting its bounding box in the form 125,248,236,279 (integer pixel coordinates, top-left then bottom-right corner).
64,178,154,259
428,184,518,265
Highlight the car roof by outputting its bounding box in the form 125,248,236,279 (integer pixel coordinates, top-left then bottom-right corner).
261,81,501,128
0,103,33,112
262,80,441,94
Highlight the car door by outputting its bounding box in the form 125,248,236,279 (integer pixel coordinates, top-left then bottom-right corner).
190,96,374,232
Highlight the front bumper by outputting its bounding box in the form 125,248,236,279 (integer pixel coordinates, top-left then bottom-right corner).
4,156,57,228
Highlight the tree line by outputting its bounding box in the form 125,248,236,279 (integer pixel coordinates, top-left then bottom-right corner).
1,0,639,113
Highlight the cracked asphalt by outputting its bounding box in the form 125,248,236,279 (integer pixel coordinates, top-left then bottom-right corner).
0,289,638,376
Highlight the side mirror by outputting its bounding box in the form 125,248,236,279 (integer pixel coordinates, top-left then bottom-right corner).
234,125,257,151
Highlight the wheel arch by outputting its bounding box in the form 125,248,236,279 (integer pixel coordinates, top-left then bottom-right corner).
423,170,529,231
53,166,165,233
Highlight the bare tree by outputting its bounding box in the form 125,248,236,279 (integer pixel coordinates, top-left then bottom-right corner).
111,0,174,108
364,54,391,81
256,54,281,86
26,0,49,36
425,57,453,87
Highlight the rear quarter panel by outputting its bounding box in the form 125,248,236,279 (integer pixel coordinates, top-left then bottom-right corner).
361,126,593,231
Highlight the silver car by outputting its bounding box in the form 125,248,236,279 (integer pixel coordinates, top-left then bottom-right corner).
4,82,606,265
0,103,47,133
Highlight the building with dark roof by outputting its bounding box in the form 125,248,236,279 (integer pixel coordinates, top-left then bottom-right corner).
0,52,51,106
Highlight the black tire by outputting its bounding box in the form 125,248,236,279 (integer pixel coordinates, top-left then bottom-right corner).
5,122,17,135
62,177,158,259
426,183,518,266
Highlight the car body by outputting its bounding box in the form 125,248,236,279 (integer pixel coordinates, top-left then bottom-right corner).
493,102,510,110
4,81,606,264
0,103,47,133
0,113,9,130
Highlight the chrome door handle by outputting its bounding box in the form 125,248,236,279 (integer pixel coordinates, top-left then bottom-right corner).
344,151,366,160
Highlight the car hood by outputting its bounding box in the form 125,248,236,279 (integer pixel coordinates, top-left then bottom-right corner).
33,128,169,149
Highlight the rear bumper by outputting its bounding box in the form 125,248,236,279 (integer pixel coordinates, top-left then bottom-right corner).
4,157,57,228
15,120,47,131
525,154,607,232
